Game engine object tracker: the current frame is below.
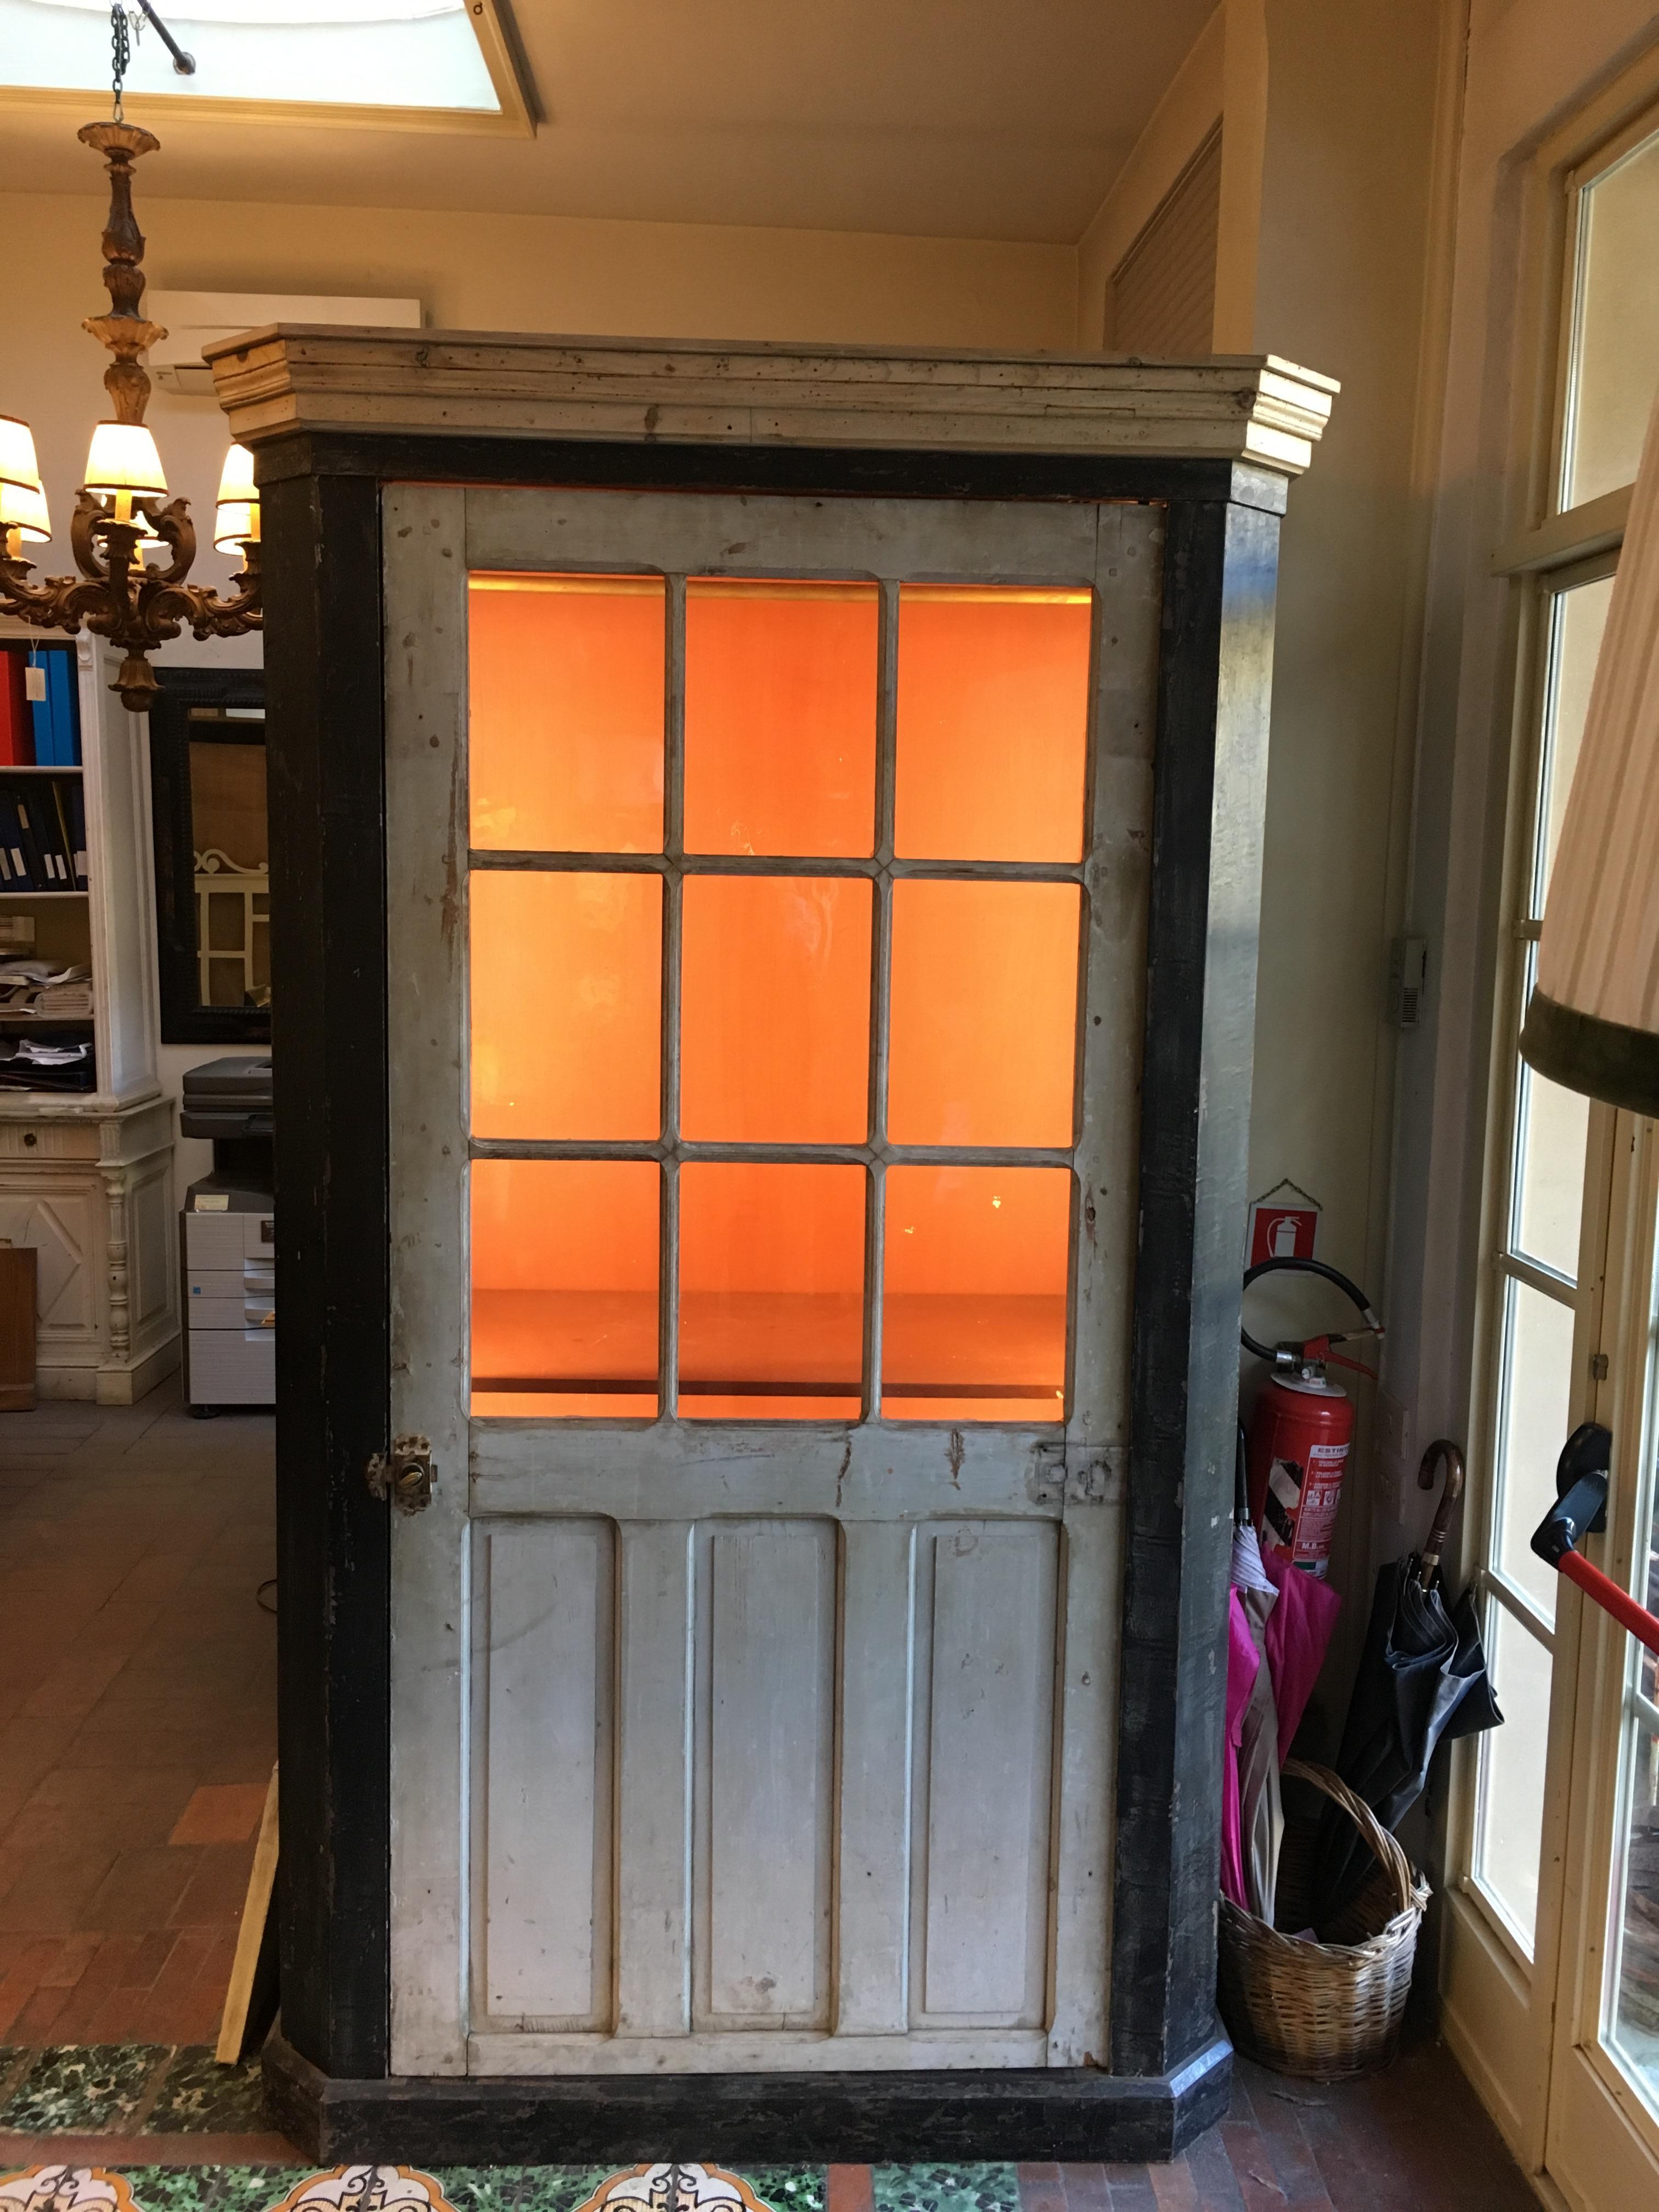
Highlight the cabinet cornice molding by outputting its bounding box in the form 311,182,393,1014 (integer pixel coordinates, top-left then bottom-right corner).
206,328,1337,476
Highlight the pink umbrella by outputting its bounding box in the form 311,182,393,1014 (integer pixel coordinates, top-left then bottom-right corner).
1261,1546,1342,1756
1221,1589,1261,1911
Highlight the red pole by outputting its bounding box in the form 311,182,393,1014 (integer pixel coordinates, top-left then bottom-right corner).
1558,1549,1659,1659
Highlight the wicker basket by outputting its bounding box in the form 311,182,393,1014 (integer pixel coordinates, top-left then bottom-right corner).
1217,1757,1430,2081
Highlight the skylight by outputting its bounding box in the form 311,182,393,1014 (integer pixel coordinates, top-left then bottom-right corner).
0,0,505,114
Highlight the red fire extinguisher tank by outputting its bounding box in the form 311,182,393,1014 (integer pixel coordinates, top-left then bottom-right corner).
1246,1373,1353,1576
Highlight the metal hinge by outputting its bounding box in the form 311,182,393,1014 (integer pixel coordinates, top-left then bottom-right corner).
1591,1352,1610,1381
1029,1442,1125,1506
366,1434,435,1514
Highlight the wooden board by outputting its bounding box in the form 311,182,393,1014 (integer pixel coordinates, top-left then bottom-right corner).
0,1244,36,1412
217,1763,280,2064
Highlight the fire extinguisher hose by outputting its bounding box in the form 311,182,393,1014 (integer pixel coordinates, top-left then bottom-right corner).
1240,1255,1384,1370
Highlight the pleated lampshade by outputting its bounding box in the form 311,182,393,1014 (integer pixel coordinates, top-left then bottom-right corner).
1522,391,1659,1114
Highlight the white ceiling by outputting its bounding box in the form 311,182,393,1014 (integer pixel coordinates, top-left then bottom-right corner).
0,0,1217,243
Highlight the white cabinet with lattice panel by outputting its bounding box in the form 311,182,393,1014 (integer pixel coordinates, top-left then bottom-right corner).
0,620,179,1401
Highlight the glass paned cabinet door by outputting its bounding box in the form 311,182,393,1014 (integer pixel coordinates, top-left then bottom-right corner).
465,570,1098,1426
386,484,1160,2080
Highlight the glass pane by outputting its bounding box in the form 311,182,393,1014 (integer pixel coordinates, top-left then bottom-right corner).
895,585,1091,862
1474,1600,1553,1953
470,871,661,1140
1513,1046,1589,1278
205,893,246,953
684,580,877,856
1608,1708,1659,2109
471,1159,659,1418
681,876,871,1142
883,1165,1068,1422
888,880,1079,1147
469,575,664,854
1537,574,1614,908
206,956,246,1008
189,738,267,876
1495,1277,1578,1621
679,1161,864,1419
1564,126,1659,509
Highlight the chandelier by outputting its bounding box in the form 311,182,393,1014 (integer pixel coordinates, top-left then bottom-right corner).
0,9,261,712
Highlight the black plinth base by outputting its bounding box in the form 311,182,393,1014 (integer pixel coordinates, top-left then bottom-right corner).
262,2030,1231,2166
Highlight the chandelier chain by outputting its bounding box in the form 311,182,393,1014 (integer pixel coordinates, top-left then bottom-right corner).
110,5,131,121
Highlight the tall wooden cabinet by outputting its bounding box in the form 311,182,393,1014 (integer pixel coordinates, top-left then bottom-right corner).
209,328,1333,2162
0,623,179,1402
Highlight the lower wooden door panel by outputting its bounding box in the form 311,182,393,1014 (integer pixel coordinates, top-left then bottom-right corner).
467,1510,1066,2071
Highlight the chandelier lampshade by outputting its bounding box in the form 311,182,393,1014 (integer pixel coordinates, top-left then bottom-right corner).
0,415,43,494
0,478,52,544
82,420,168,498
213,444,260,551
1521,389,1659,1115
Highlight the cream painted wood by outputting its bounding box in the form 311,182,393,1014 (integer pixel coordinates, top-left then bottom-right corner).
385,483,473,2076
386,482,1161,2078
1542,1116,1659,2204
698,1520,836,2029
0,625,178,1402
912,1522,1058,2027
209,327,1335,477
476,1518,614,2027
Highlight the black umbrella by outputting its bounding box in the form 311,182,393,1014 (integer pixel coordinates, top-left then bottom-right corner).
1311,1441,1503,1922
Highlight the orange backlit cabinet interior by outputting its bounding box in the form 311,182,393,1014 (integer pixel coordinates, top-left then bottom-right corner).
467,573,1093,1421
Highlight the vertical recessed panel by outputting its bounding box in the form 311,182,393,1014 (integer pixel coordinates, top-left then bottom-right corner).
883,1165,1069,1423
703,1520,836,2024
887,880,1080,1147
684,579,878,855
481,1519,615,2023
679,1162,865,1419
916,1523,1058,2023
895,585,1091,861
471,871,662,1139
681,876,872,1141
469,574,665,853
472,1159,658,1417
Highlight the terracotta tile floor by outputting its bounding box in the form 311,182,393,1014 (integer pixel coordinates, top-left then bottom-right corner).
0,1379,275,2046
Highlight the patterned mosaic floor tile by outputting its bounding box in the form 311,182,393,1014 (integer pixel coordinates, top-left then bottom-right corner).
438,2168,615,2212
0,2049,163,2136
142,2055,269,2138
870,2168,1019,2212
732,2169,821,2212
115,2171,301,2212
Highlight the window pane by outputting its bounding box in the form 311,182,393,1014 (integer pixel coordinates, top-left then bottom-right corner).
1537,574,1614,908
895,586,1091,861
1474,1601,1552,1953
681,876,871,1142
684,580,877,856
471,872,661,1140
1495,1278,1578,1622
888,881,1079,1147
471,1159,658,1418
679,1162,864,1420
883,1165,1068,1422
1608,1708,1659,2109
1513,1048,1589,1278
469,575,664,854
1564,126,1659,509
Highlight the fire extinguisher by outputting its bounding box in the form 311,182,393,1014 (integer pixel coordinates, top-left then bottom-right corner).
1242,1256,1383,1577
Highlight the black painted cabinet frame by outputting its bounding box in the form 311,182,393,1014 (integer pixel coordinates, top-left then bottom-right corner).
257,429,1284,2164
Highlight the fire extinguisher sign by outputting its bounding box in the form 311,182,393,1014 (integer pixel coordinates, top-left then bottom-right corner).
1246,1178,1322,1267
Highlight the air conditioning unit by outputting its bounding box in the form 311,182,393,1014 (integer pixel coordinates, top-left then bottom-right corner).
146,292,424,395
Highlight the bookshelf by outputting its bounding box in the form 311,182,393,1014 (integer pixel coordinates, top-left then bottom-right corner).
0,623,179,1402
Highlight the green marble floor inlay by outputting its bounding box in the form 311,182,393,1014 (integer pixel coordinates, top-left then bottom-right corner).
144,2054,268,2138
0,2046,161,2135
737,2168,821,2212
871,2166,1020,2212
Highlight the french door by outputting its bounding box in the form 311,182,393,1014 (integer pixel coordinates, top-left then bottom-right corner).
381,482,1163,2076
